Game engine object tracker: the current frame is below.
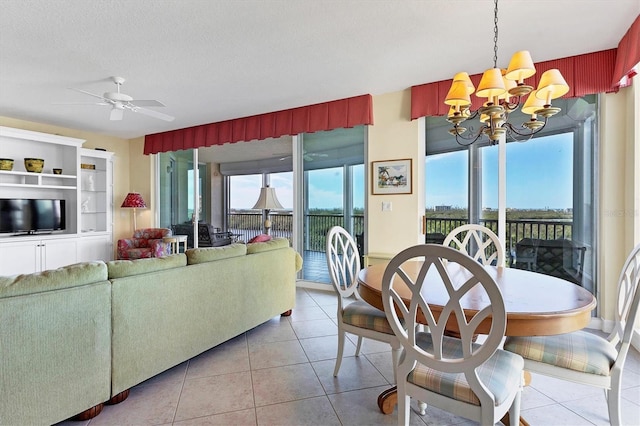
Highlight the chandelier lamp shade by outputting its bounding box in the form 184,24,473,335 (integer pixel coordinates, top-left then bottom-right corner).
445,0,570,145
252,186,284,235
121,192,147,231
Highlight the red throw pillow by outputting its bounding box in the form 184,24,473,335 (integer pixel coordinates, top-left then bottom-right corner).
249,234,272,243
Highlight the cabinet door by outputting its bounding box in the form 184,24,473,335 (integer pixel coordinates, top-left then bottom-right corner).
0,240,40,275
42,238,78,271
77,234,113,263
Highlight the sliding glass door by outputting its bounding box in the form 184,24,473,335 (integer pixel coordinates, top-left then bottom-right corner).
298,127,365,284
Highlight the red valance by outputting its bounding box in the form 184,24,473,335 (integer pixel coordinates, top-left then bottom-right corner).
411,49,617,119
612,14,640,88
144,94,373,155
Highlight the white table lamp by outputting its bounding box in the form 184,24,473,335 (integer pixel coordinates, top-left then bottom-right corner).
252,186,283,235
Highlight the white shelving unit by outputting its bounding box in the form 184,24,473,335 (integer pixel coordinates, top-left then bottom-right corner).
0,126,114,275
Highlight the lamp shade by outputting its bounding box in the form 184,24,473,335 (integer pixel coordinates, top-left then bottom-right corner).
452,72,475,95
475,68,506,98
444,81,472,107
536,69,570,102
521,90,546,115
121,192,147,208
252,186,283,210
505,50,536,83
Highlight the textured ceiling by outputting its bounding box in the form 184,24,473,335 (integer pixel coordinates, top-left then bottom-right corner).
1,0,638,145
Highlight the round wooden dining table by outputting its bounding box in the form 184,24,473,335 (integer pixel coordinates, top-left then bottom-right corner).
357,261,597,425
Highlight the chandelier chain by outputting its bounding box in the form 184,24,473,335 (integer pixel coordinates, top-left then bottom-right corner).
493,0,499,69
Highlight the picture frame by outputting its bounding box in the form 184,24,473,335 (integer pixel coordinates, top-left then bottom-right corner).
371,158,412,195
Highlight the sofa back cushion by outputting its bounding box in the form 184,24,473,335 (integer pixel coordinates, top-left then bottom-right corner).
246,237,290,254
0,261,108,298
186,243,247,265
133,227,172,240
107,253,187,279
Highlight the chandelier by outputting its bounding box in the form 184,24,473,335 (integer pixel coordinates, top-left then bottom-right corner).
445,0,570,145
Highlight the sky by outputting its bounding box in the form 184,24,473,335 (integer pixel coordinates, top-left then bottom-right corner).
229,133,574,211
230,166,364,210
425,133,574,210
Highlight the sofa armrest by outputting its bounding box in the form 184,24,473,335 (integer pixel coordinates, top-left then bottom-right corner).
117,238,146,259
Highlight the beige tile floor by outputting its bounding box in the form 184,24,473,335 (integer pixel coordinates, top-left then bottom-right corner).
59,287,640,426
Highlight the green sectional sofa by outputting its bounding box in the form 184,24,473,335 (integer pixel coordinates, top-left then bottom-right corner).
0,238,301,425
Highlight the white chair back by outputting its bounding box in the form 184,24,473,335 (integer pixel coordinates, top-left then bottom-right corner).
326,226,361,299
382,243,506,378
610,242,640,352
443,224,505,267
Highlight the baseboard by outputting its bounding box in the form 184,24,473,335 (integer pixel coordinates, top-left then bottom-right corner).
296,280,336,292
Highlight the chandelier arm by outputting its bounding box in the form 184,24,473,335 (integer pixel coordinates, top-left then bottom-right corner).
502,96,522,112
503,119,547,142
453,125,487,146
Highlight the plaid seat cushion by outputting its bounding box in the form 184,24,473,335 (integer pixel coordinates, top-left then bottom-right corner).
342,300,396,334
408,333,524,406
504,330,617,376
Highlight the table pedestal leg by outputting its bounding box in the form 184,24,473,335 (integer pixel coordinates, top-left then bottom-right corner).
377,386,530,426
377,386,397,415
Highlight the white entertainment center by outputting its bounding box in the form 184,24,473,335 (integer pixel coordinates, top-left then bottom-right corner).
0,126,114,276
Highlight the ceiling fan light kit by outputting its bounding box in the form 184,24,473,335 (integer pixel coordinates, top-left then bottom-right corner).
67,76,175,122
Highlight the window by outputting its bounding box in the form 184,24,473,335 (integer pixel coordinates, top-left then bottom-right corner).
426,96,597,294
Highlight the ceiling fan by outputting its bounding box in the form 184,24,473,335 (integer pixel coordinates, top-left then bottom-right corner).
64,76,175,122
275,151,329,162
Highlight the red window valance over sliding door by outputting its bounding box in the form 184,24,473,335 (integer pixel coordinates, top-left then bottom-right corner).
410,49,617,119
144,94,373,155
612,14,640,89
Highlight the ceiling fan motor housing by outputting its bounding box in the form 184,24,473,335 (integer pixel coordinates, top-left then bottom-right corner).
103,92,133,103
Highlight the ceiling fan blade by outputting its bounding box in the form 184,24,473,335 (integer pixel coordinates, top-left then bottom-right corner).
52,101,109,106
110,107,124,121
69,87,109,102
130,99,165,107
133,107,175,122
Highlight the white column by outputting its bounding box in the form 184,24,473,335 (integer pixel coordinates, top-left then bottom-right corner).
498,134,506,267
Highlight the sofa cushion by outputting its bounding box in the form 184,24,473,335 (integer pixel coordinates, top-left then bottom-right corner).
186,243,247,265
0,261,108,298
107,253,187,279
246,237,290,254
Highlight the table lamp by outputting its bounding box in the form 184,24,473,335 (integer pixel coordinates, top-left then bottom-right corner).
252,186,283,235
121,192,147,231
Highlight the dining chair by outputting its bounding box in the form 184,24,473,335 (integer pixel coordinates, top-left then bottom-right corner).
381,244,524,426
325,226,401,378
443,224,505,268
504,242,640,426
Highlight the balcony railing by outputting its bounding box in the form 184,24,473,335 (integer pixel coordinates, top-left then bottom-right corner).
227,212,363,251
426,217,574,247
227,212,574,258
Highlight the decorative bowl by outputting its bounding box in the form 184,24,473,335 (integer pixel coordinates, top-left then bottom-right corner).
53,168,63,175
24,158,45,173
0,158,14,171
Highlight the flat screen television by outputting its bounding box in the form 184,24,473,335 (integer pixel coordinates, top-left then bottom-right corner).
0,199,66,234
